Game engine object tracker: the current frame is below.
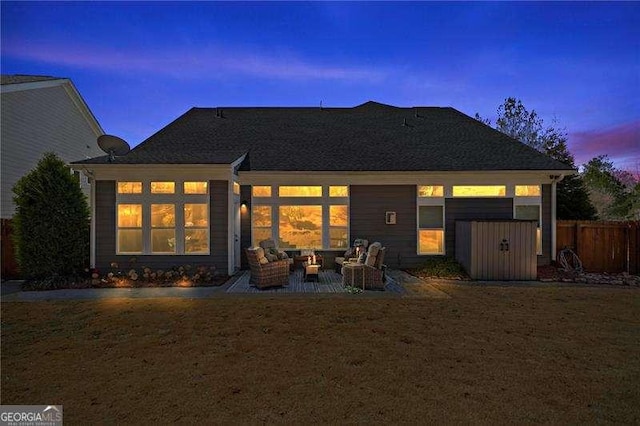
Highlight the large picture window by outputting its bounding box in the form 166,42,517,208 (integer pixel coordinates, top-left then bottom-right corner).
116,180,209,255
279,205,323,249
251,186,349,250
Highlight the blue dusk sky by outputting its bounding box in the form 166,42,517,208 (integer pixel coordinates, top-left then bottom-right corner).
2,2,639,173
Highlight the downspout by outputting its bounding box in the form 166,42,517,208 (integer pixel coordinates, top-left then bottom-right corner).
550,174,565,264
84,168,96,268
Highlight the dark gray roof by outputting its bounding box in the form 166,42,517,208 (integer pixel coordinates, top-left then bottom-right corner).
73,101,573,171
1,74,64,85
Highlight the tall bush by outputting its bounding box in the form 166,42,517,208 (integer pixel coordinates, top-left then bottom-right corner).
12,153,90,280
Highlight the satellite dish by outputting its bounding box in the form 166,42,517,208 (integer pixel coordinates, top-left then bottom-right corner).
97,135,130,162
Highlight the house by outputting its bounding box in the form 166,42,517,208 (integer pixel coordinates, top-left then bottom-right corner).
1,74,104,277
72,101,574,276
1,74,104,217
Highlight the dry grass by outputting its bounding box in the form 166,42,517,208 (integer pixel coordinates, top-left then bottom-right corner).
2,284,640,423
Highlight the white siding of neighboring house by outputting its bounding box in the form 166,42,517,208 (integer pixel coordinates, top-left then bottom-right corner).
1,81,104,218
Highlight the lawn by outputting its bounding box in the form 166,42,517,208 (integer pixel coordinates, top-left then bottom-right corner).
2,284,639,423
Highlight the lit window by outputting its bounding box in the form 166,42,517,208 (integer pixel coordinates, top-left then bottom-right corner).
184,204,209,253
117,182,142,194
278,186,322,197
151,204,176,253
515,185,541,197
252,205,272,246
515,205,542,254
452,185,506,197
418,185,444,197
329,186,349,197
233,182,240,195
252,186,272,197
117,204,142,253
418,205,444,254
151,182,175,194
279,205,322,248
329,205,348,249
184,181,208,194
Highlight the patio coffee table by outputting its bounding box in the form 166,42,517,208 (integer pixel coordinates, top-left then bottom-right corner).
303,262,321,282
294,255,323,270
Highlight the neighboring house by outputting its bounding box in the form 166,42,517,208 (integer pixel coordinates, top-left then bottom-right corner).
1,74,104,218
72,101,574,276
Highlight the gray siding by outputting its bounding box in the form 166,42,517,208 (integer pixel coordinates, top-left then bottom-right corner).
540,184,552,265
1,84,103,218
445,198,513,258
95,180,229,272
350,185,418,269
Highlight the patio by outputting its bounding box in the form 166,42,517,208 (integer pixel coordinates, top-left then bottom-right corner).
226,268,406,294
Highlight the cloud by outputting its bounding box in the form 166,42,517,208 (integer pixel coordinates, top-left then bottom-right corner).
2,41,386,83
569,120,640,172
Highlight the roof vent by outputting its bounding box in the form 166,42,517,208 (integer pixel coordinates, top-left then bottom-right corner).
415,108,420,118
216,108,224,118
402,118,409,127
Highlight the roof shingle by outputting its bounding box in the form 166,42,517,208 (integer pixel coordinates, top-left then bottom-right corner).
73,101,573,171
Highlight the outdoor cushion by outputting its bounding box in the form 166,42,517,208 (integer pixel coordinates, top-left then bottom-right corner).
259,256,268,265
365,242,382,267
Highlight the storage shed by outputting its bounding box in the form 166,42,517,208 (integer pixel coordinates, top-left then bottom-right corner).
455,220,538,280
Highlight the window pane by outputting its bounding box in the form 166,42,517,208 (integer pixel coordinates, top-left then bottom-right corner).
233,182,240,195
515,205,540,226
184,204,208,227
252,205,272,227
185,229,209,253
536,228,542,255
515,185,541,196
330,227,348,249
117,182,142,194
252,228,272,247
279,205,322,248
151,204,175,228
152,229,176,253
278,186,322,197
118,204,142,227
329,186,348,197
252,186,272,197
184,181,208,194
151,181,175,194
330,205,348,226
118,229,142,253
452,185,506,197
419,206,443,228
419,230,444,254
418,185,444,197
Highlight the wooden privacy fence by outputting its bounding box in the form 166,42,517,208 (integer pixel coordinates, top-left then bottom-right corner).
1,219,20,279
556,220,639,274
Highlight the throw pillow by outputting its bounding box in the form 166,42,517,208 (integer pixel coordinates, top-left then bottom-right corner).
258,256,268,265
265,252,278,262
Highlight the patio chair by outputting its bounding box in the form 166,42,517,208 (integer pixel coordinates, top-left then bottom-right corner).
259,239,294,270
334,238,369,273
342,242,387,290
245,247,290,289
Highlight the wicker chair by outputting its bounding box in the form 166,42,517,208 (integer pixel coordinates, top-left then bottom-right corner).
246,247,290,289
342,243,387,290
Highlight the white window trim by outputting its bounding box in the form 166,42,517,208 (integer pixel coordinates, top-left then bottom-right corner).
417,186,445,255
250,185,350,250
115,180,210,255
513,187,543,255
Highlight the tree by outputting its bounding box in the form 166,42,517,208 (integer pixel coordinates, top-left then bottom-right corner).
12,153,90,283
583,155,640,220
476,98,597,220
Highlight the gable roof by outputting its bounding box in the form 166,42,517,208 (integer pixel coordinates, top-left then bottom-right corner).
73,101,573,172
